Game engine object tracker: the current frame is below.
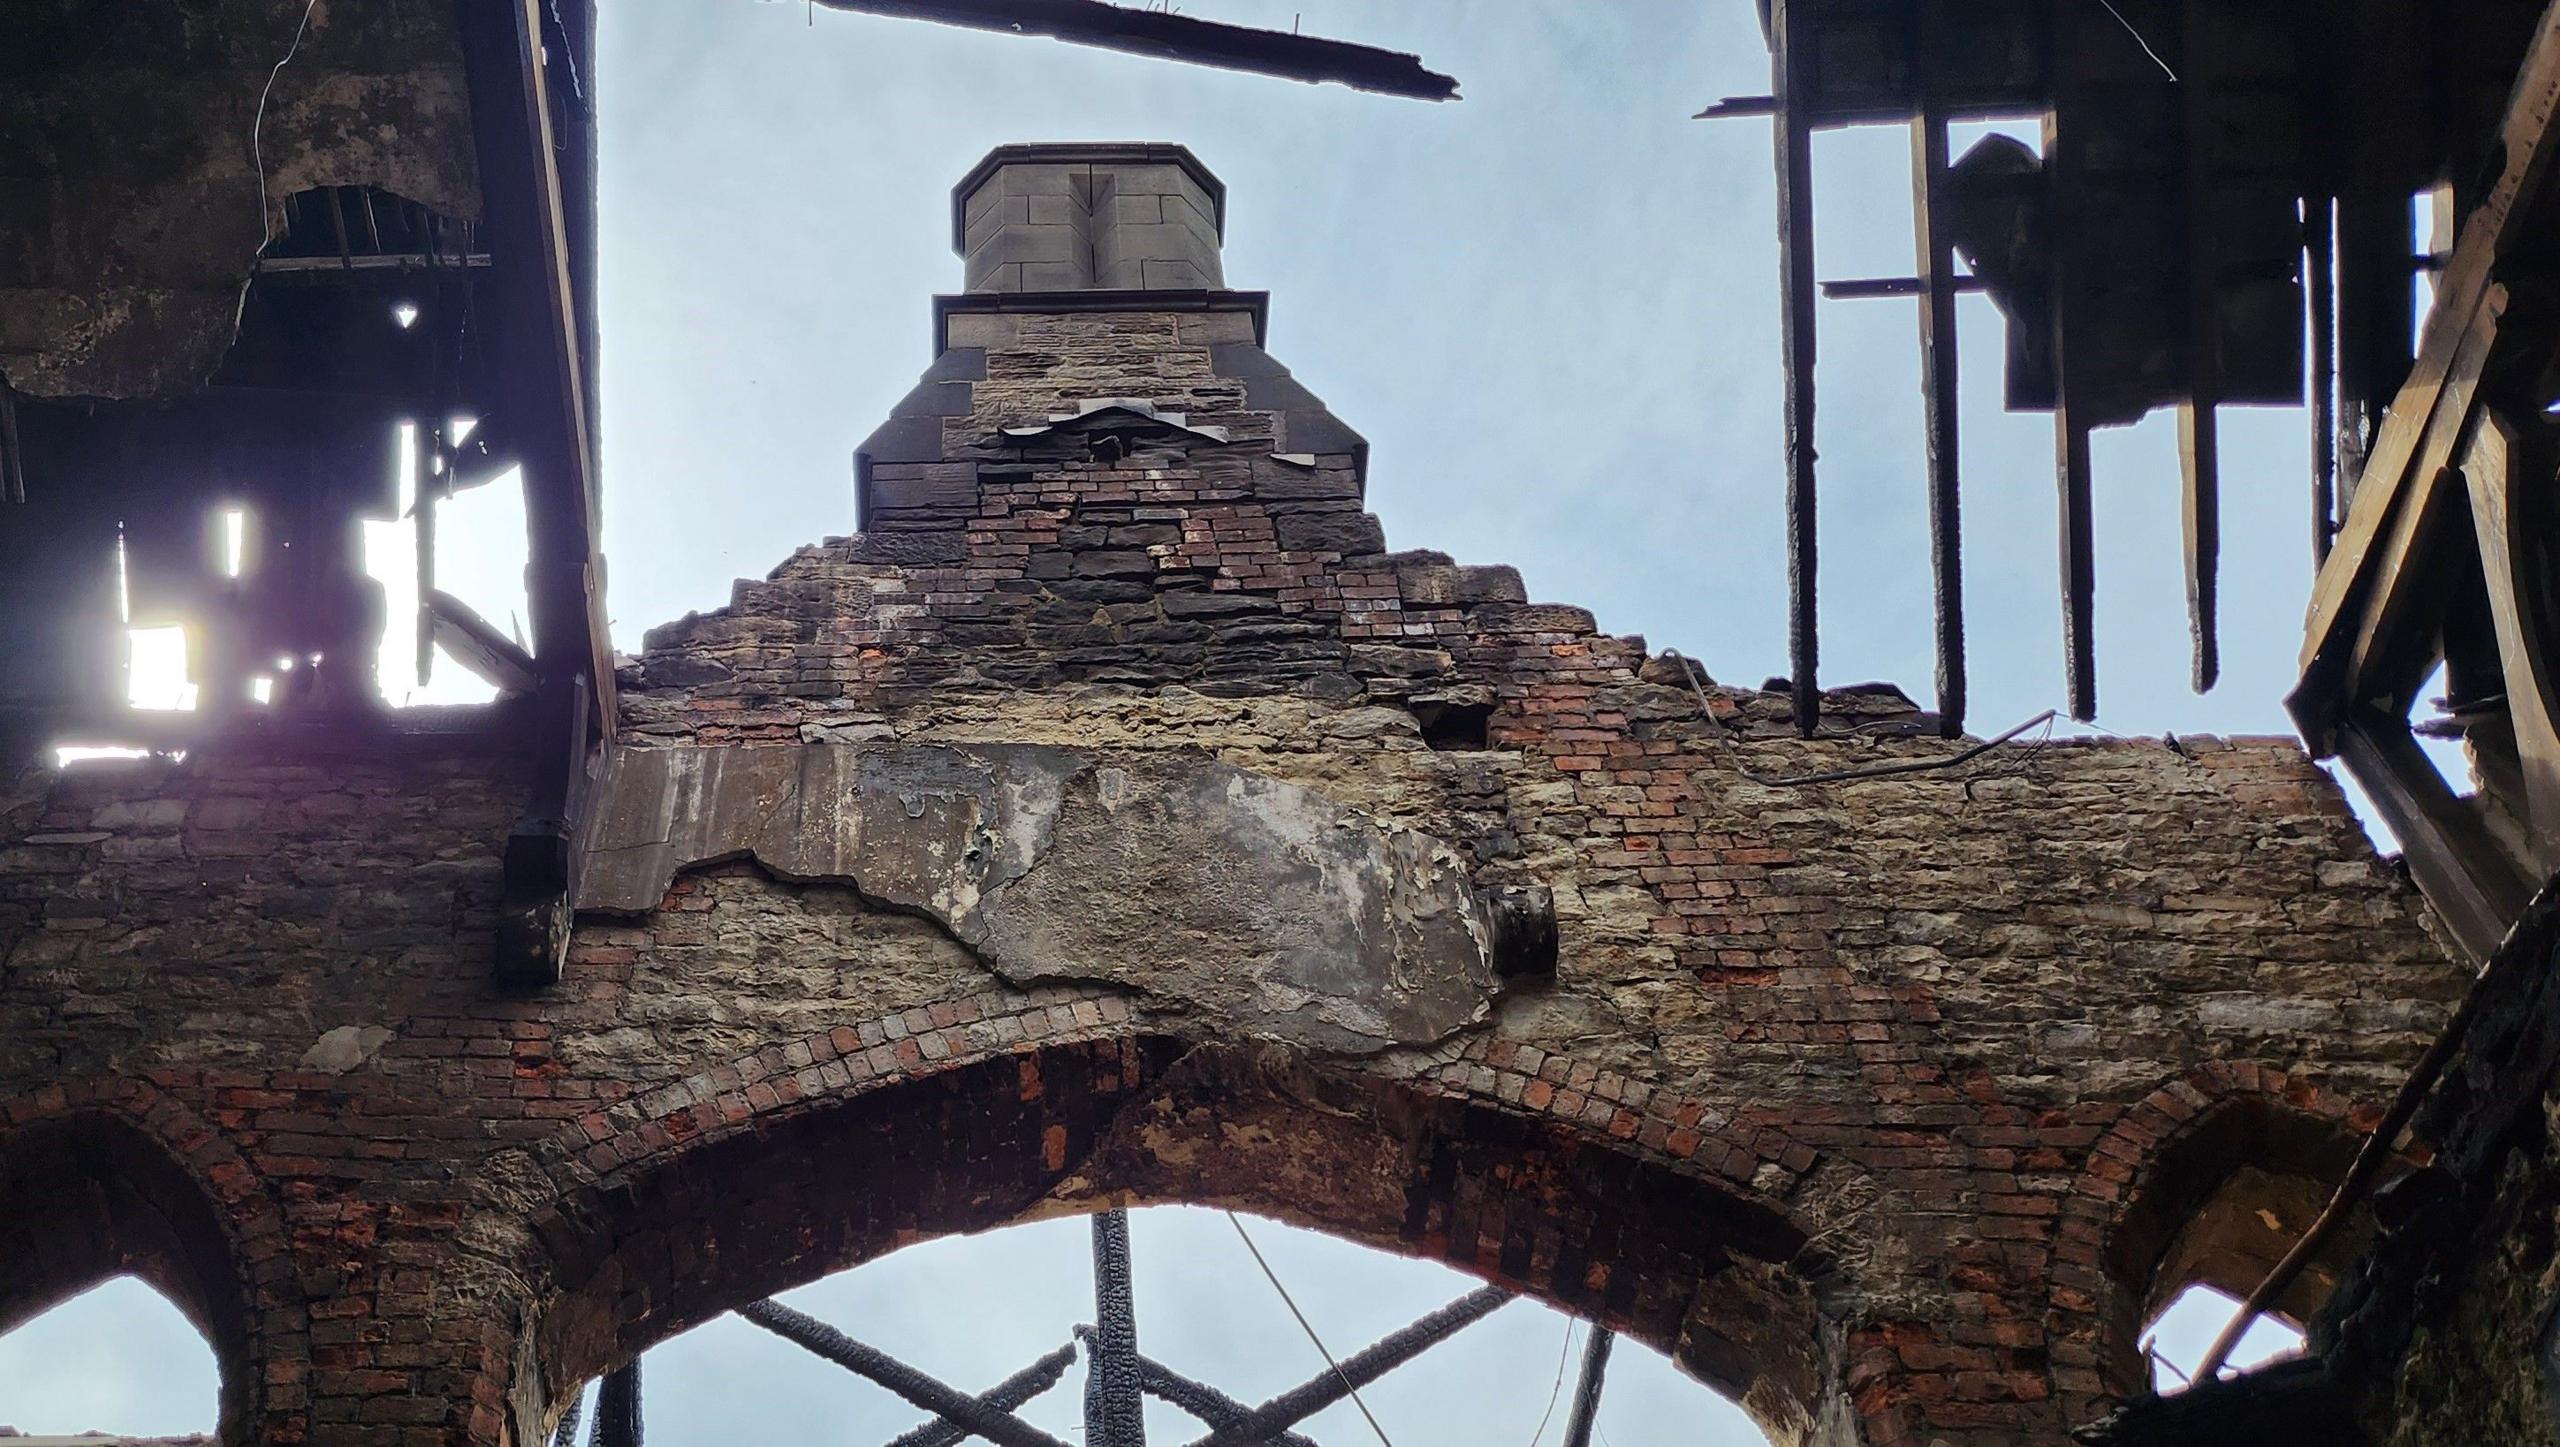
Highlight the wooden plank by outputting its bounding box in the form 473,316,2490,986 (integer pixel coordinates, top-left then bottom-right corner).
2461,411,2560,874
1773,0,1821,737
427,588,540,695
2328,284,2513,716
454,0,615,736
2307,193,2338,566
2334,711,2533,963
2047,0,2097,723
1911,102,1965,739
2301,1,2560,677
2178,0,2220,694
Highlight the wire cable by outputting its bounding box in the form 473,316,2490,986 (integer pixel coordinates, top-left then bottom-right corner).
2091,0,2180,82
1225,1211,1395,1447
1525,1319,1577,1447
251,0,325,243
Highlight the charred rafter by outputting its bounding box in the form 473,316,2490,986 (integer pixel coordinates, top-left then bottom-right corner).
803,0,1457,101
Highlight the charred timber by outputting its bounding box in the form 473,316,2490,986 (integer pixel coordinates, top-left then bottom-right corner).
807,0,1457,100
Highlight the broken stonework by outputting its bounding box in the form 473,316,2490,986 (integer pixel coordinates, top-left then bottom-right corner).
0,145,2468,1447
577,743,1511,1054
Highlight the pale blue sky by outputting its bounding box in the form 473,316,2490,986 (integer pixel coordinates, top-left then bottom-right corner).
6,0,2355,1438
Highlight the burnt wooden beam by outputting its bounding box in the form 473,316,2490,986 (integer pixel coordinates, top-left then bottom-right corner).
806,0,1457,100
496,669,592,987
1560,1326,1615,1447
1119,1354,1317,1447
1694,94,1778,119
1772,0,1821,737
2308,193,2339,567
1183,1286,1513,1447
2333,710,2534,962
887,1342,1078,1447
427,587,540,695
2302,2,2560,717
454,0,613,720
1909,2,1965,740
1085,1209,1145,1447
2178,0,2221,695
2460,412,2560,877
2046,11,2098,723
740,1299,1076,1447
1821,274,1988,300
596,1360,642,1447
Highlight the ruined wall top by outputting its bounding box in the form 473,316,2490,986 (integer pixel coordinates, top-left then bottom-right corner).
953,143,1227,294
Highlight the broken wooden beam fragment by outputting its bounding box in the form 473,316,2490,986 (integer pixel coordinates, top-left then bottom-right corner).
2331,710,2534,963
2178,0,2222,695
1771,0,1820,737
1821,274,1987,301
427,588,539,695
806,0,1458,100
1910,72,1966,739
2047,2,2097,723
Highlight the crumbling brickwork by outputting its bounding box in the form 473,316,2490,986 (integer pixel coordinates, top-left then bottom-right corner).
0,161,2466,1446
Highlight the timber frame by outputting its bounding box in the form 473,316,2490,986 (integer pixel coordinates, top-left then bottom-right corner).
2289,3,2560,961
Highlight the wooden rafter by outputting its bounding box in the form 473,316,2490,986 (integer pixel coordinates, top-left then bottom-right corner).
806,0,1458,100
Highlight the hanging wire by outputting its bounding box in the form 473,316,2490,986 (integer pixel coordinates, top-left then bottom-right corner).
2091,0,2180,82
250,0,325,243
1525,1319,1578,1447
1225,1211,1396,1447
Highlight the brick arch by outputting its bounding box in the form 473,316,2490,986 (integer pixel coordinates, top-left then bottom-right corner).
0,1076,302,1443
476,996,1847,1446
2046,1062,2388,1423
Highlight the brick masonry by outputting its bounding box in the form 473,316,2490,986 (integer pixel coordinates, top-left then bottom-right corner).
0,193,2468,1445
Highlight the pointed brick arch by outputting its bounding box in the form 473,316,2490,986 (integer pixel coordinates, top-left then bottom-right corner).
0,1077,302,1444
472,1000,1842,1446
2046,1062,2396,1425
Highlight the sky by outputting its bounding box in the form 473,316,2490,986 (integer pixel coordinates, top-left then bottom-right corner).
7,0,2381,1438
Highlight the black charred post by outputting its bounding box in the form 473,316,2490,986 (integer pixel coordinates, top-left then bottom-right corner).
1560,1326,1614,1447
738,1299,1075,1447
887,1342,1078,1447
595,1360,642,1447
1086,1208,1147,1447
1771,0,1821,738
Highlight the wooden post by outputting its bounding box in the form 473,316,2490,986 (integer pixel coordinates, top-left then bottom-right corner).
2178,0,2221,694
2047,1,2098,722
1911,0,1966,740
1772,0,1821,737
2308,193,2339,567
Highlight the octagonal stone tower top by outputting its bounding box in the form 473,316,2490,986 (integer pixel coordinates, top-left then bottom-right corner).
953,143,1227,293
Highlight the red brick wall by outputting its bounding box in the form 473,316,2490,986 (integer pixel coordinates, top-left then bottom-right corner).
0,303,2461,1446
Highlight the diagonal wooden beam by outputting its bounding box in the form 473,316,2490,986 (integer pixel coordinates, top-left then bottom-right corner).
741,1299,1076,1447
2298,1,2560,703
805,0,1457,100
2460,411,2560,877
886,1341,1078,1447
1182,1286,1514,1447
